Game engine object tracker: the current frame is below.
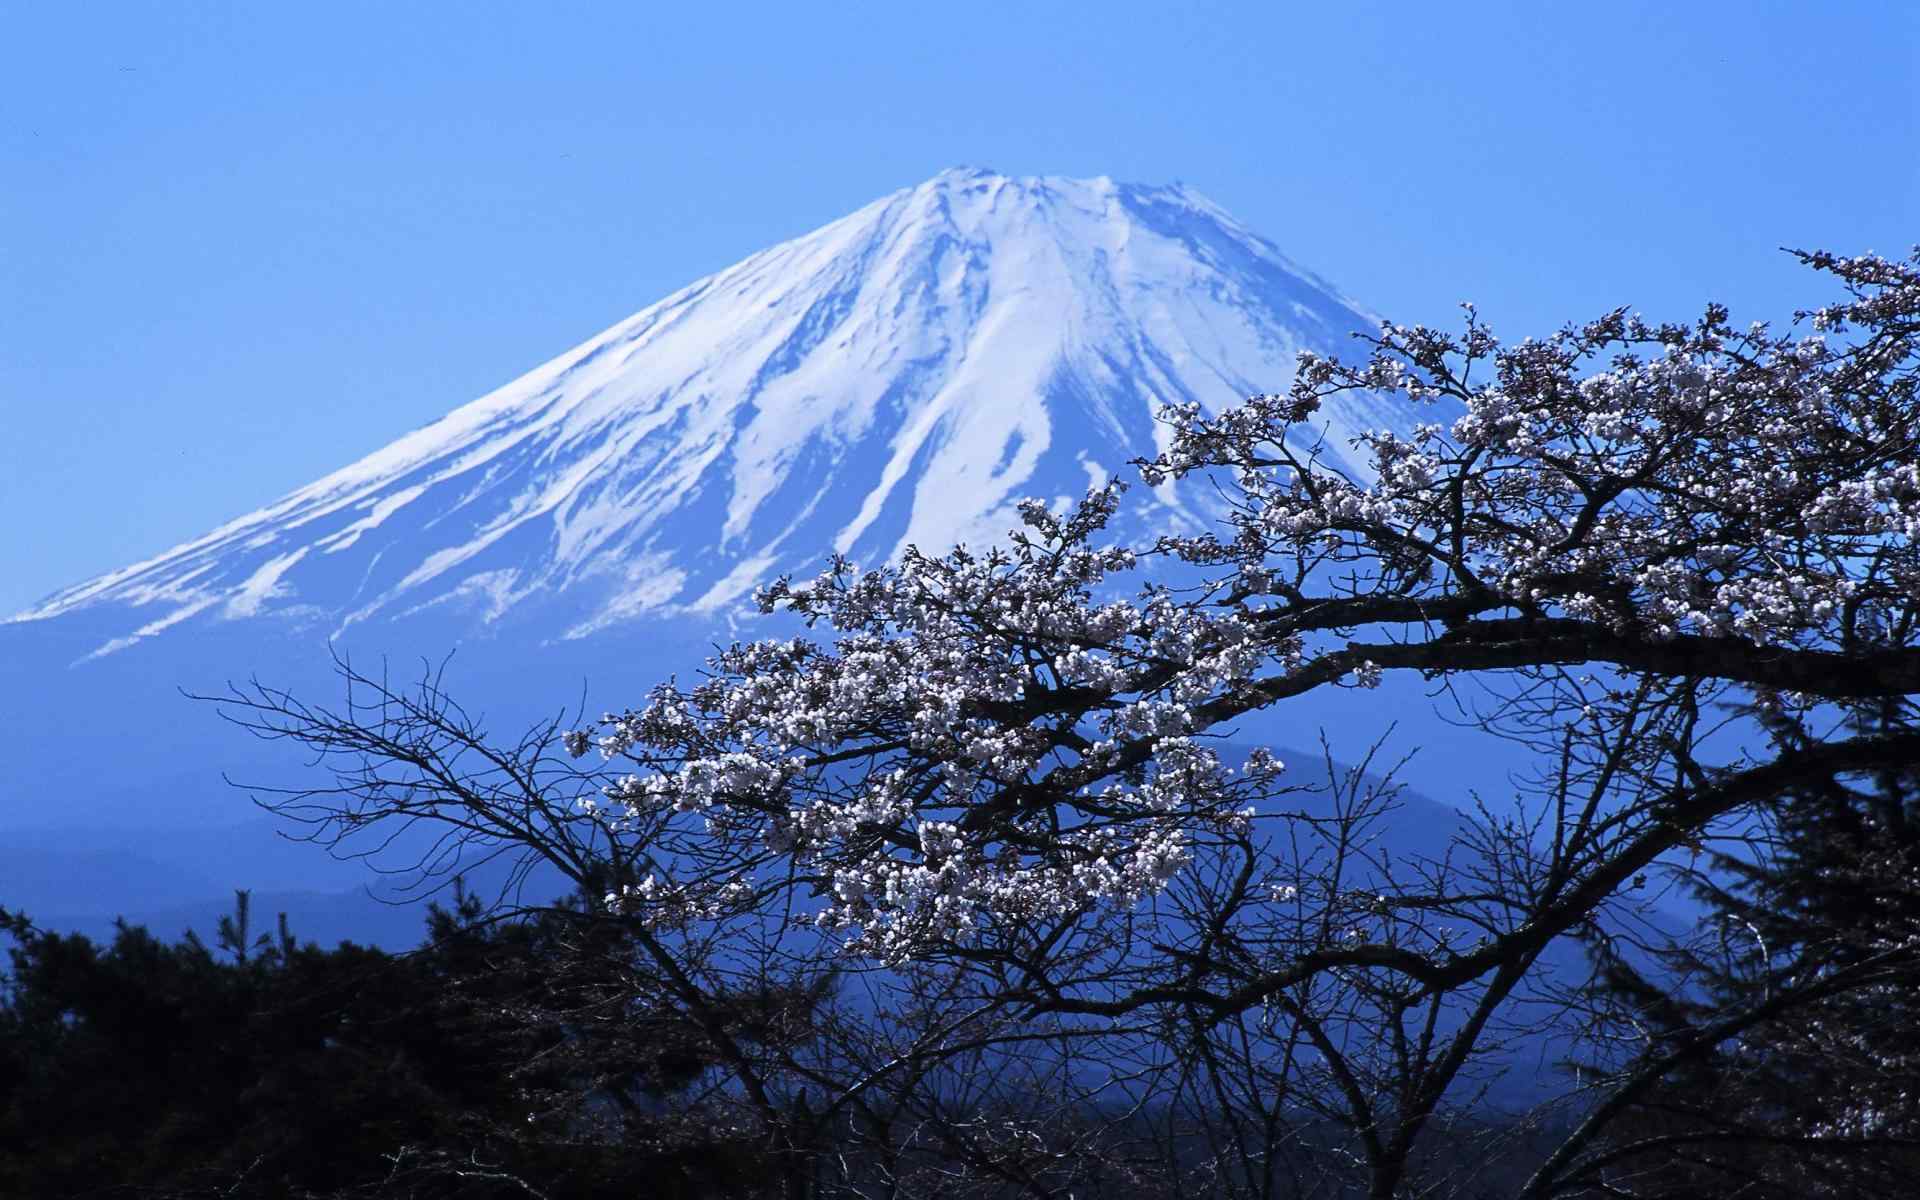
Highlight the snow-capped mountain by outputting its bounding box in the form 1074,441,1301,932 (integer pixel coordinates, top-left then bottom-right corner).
14,168,1413,657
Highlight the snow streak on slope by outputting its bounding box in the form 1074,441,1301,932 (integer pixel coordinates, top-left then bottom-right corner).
14,169,1416,655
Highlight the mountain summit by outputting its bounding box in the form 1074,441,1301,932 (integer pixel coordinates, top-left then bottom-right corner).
16,169,1412,655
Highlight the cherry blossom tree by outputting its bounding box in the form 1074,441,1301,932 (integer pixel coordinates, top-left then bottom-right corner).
219,248,1920,1198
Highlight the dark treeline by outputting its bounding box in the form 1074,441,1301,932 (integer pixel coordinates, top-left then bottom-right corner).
0,887,789,1199
8,742,1919,1200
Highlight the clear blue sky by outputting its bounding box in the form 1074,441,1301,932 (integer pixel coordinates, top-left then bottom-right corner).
3,2,1914,617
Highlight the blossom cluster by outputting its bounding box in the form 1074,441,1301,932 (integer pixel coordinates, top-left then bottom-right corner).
1147,251,1920,656
566,249,1918,960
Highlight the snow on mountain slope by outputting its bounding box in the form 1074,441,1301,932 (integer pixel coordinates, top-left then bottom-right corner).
13,168,1418,656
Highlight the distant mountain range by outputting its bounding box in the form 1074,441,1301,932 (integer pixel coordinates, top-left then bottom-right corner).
7,747,1667,1108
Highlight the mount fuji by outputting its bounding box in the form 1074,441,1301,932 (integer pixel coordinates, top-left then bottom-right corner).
3,169,1466,932
11,168,1413,659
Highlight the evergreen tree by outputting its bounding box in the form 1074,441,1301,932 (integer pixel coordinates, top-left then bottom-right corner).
0,888,803,1198
1567,708,1920,1198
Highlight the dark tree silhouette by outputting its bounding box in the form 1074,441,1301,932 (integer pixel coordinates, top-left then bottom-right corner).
0,888,807,1198
1542,705,1920,1199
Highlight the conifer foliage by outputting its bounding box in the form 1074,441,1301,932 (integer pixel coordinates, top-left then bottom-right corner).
0,890,797,1198
1564,707,1920,1198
